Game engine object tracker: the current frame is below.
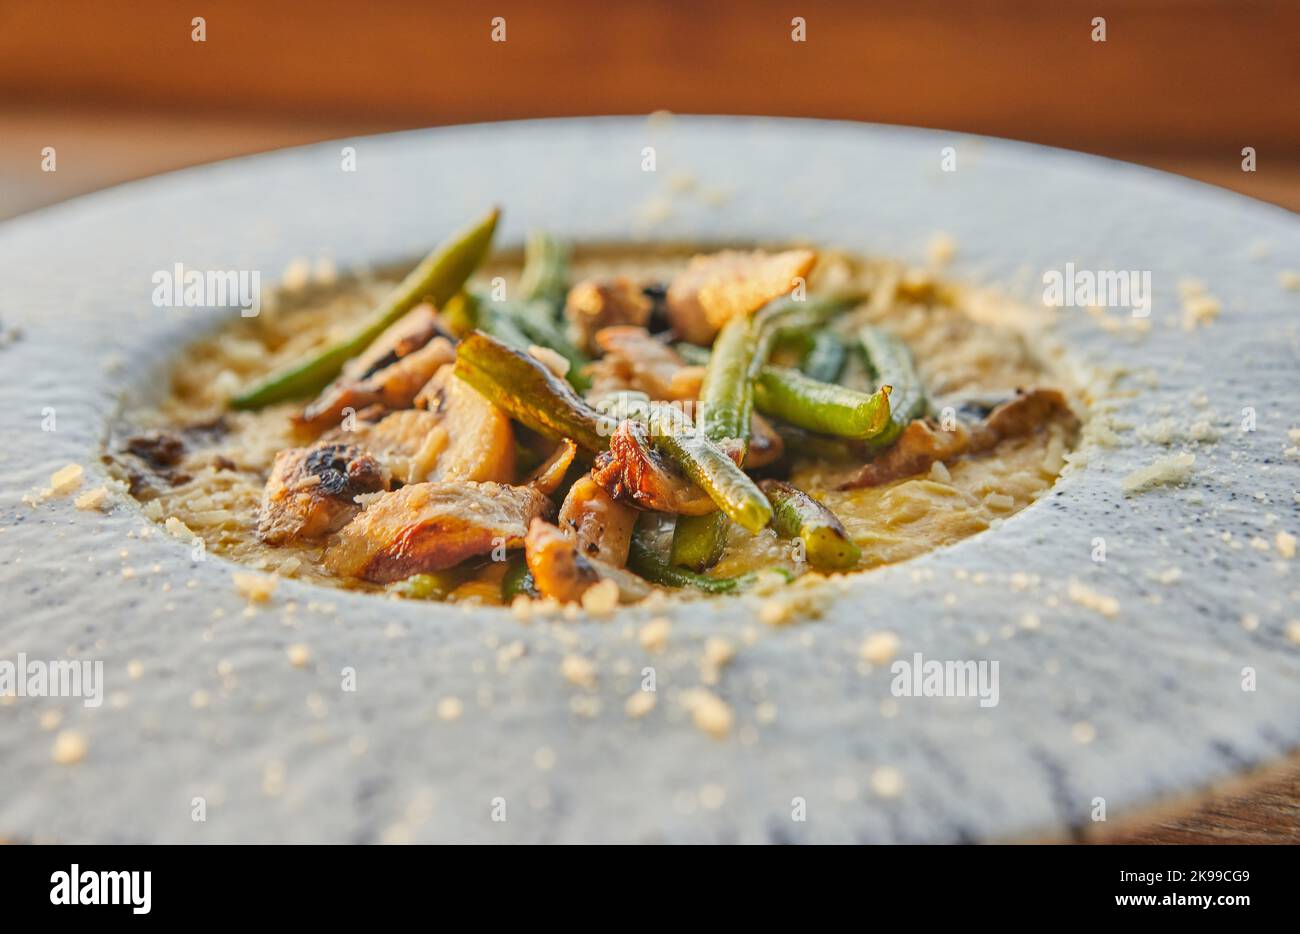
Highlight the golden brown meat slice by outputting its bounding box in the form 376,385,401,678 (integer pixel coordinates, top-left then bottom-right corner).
667,248,817,345
413,366,515,482
564,277,652,353
257,442,389,544
587,327,700,403
590,419,715,516
322,363,515,485
323,481,550,583
339,409,445,485
524,519,652,604
298,304,455,428
839,388,1076,489
557,475,638,567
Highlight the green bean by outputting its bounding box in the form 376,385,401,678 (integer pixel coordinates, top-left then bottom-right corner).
749,293,861,380
696,313,754,446
858,325,927,447
481,304,535,350
490,299,591,391
628,535,789,594
649,405,772,533
768,421,865,463
760,479,861,571
501,553,539,600
517,231,570,309
669,513,729,570
801,331,846,383
670,314,755,568
673,342,712,367
440,290,480,336
753,365,892,439
474,230,588,389
454,331,614,453
232,207,499,409
390,568,472,600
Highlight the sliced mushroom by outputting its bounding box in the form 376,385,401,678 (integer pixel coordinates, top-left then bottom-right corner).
587,326,698,403
323,481,550,582
257,442,389,544
838,388,1076,489
413,365,515,482
564,277,652,353
297,304,455,428
526,439,578,495
667,248,816,345
524,518,652,604
557,475,637,567
335,409,445,485
590,419,715,515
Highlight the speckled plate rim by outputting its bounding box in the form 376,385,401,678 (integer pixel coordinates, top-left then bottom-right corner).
1,116,1297,843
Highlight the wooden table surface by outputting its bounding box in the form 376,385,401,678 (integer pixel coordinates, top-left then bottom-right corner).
0,0,1295,844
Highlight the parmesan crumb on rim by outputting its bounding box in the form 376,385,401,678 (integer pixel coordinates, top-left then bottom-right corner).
232,571,277,603
1122,452,1195,495
682,688,734,739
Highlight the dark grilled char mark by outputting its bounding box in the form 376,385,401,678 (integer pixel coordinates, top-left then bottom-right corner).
303,443,385,499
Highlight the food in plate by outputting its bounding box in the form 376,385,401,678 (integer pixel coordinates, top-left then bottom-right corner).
110,208,1080,607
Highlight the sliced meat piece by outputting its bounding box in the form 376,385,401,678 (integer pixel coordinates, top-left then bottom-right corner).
979,387,1076,441
667,248,817,345
838,388,1076,489
413,365,515,482
349,303,445,380
564,277,653,353
524,519,652,604
587,326,697,403
590,419,715,516
257,442,389,544
298,304,455,428
323,481,550,583
557,475,638,567
526,439,578,495
340,408,445,485
837,420,971,489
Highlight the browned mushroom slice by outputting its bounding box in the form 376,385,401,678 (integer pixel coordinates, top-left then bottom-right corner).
978,387,1077,441
323,481,550,583
524,518,652,604
557,475,638,567
587,326,699,402
590,419,715,516
297,304,455,428
526,439,578,495
666,248,816,345
838,388,1076,489
337,409,445,485
256,442,389,544
564,277,652,353
413,365,515,482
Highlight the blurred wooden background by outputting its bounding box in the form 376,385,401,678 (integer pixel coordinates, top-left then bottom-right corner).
1,0,1298,218
0,0,1297,842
